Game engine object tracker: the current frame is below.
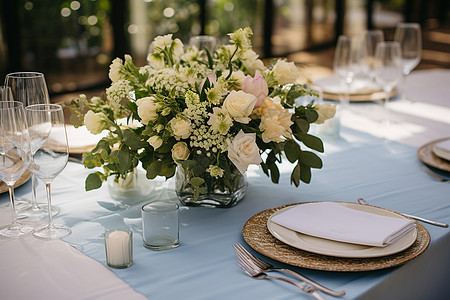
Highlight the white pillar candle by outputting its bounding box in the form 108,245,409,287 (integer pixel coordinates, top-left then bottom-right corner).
105,229,133,268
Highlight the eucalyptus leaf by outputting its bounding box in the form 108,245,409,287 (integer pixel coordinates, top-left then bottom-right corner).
296,133,324,152
291,163,301,187
284,139,300,163
147,160,162,179
123,129,147,150
85,173,103,191
299,162,312,183
300,151,323,169
294,118,310,133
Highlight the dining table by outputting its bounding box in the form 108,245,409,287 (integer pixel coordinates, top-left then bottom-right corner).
1,68,449,300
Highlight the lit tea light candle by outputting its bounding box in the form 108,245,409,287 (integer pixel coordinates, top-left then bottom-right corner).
104,229,133,269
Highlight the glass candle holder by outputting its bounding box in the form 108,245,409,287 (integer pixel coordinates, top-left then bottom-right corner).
104,228,133,269
142,201,179,250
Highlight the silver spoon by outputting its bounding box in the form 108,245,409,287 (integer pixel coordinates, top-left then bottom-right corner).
357,198,448,228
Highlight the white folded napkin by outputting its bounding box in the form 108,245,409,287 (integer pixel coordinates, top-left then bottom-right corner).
433,139,450,161
271,202,416,247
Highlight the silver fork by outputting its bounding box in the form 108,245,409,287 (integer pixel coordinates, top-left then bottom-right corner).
234,243,346,297
236,259,325,300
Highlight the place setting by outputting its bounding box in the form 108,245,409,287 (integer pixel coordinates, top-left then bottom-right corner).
239,200,434,273
417,137,450,174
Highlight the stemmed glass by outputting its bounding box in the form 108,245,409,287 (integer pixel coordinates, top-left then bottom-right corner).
372,42,403,128
333,35,361,108
394,23,422,100
26,104,71,239
0,101,34,238
360,30,384,81
3,72,59,218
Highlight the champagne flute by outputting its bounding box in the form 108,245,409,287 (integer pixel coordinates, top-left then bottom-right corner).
333,35,361,109
373,42,403,128
394,23,422,100
0,101,34,238
3,72,59,218
26,104,71,239
360,30,384,81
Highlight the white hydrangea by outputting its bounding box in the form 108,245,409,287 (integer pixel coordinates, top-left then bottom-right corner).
106,79,133,117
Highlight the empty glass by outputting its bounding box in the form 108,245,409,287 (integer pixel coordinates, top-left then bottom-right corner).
0,101,33,238
360,30,384,81
3,72,59,219
394,23,422,100
333,35,361,109
27,104,71,239
142,201,179,250
373,42,403,128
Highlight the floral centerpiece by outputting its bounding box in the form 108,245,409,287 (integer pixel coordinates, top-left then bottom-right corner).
68,27,335,207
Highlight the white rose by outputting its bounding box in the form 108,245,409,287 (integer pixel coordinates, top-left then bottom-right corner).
170,116,191,140
223,90,257,124
147,136,163,150
272,60,299,85
136,97,158,124
84,110,106,135
108,57,123,82
226,130,262,174
315,102,336,124
171,142,190,161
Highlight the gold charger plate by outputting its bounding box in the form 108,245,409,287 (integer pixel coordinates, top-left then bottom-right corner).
322,90,396,102
0,170,32,194
242,203,430,272
417,138,450,172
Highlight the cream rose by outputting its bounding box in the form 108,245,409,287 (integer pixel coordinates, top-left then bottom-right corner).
171,142,190,161
226,130,262,174
223,90,257,124
147,136,163,150
84,110,107,135
136,97,158,124
170,116,191,140
272,60,299,85
315,102,336,124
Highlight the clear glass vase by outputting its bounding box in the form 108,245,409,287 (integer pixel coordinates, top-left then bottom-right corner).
175,165,247,208
107,168,153,206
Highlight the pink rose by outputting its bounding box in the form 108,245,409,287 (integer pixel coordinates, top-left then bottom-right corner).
241,70,268,109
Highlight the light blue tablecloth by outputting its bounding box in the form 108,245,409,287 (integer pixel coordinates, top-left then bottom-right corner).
5,125,449,300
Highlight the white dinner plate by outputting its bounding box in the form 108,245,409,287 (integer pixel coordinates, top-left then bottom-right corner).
267,202,417,258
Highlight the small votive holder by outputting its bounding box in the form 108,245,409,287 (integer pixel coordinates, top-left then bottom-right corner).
142,201,179,251
104,228,133,269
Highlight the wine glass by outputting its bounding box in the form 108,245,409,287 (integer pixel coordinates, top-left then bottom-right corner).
0,101,34,238
188,35,217,60
26,104,71,239
333,35,361,108
373,42,403,128
360,30,384,81
3,72,59,219
394,23,422,100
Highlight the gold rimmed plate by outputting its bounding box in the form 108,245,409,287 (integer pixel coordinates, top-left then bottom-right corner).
0,170,32,194
267,202,417,258
314,76,396,102
242,203,430,272
417,138,450,173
